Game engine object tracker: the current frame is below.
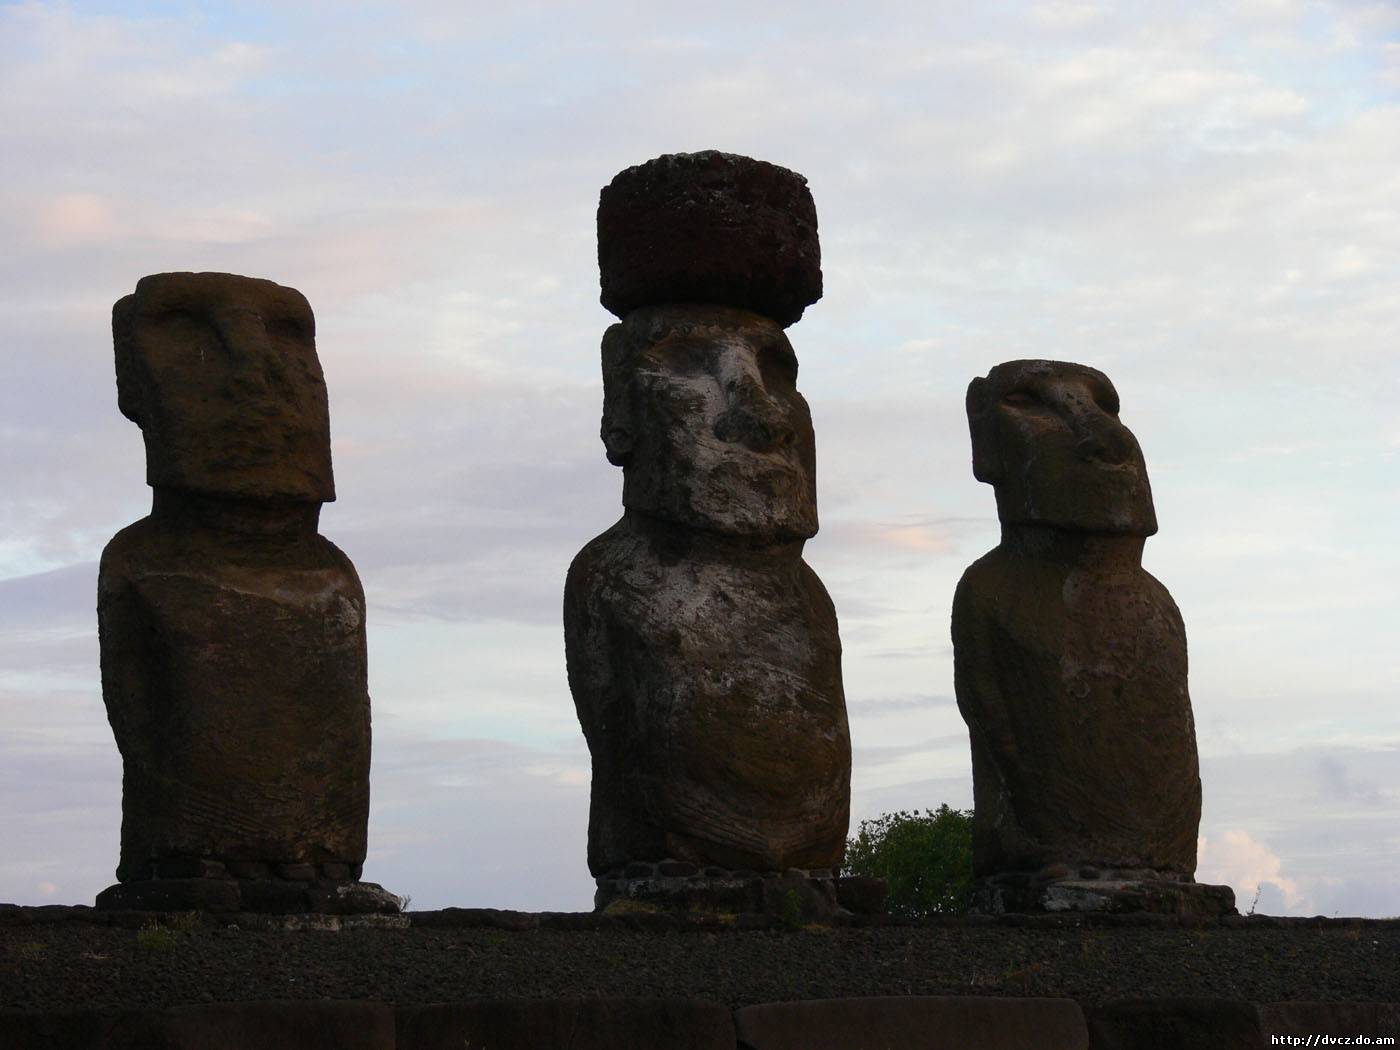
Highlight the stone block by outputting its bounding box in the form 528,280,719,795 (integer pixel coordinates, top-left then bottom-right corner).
834,875,889,915
1086,999,1263,1050
396,998,735,1050
734,996,1089,1049
95,878,241,913
0,1008,164,1050
237,878,311,914
155,857,226,879
162,1001,395,1050
305,880,402,915
1260,1001,1400,1039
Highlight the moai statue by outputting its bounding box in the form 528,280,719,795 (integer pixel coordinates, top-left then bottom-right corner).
566,152,859,917
95,272,399,914
952,359,1234,916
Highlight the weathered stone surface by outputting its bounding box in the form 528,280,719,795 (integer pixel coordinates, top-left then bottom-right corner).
953,361,1215,908
396,999,736,1050
567,293,849,875
734,996,1089,1050
1259,1001,1400,1039
90,876,401,915
975,874,1235,918
598,151,822,326
236,877,312,915
595,869,845,920
95,877,241,913
834,875,890,915
112,271,334,502
3,1008,164,1050
98,272,381,909
162,1001,396,1050
306,880,403,915
1086,999,1263,1050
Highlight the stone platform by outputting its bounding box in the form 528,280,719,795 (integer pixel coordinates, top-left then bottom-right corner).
96,874,401,915
594,863,887,921
972,868,1236,917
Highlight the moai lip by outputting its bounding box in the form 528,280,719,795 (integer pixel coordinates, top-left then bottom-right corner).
97,272,394,915
567,154,852,904
598,150,822,327
952,359,1232,917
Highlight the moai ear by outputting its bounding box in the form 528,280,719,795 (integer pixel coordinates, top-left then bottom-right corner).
966,375,1001,484
601,417,634,467
599,322,635,467
112,294,145,428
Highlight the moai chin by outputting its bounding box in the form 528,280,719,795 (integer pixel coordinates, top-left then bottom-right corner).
566,152,855,917
952,359,1234,916
95,272,398,914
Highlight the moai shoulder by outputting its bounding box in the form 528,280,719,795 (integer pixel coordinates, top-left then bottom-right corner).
952,359,1232,916
566,154,854,914
96,272,394,914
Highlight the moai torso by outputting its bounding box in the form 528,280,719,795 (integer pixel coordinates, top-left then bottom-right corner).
566,153,850,879
567,514,848,873
100,499,369,877
100,272,371,884
952,360,1202,880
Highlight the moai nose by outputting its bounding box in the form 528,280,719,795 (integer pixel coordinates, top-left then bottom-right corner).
214,309,281,393
1071,408,1135,465
713,356,793,453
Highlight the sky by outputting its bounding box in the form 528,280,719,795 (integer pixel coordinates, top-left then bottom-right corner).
1,0,1398,916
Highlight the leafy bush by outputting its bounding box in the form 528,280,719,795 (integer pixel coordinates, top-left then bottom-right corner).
841,805,974,918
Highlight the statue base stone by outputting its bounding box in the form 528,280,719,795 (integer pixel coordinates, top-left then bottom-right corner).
971,869,1236,918
594,863,887,921
95,877,402,916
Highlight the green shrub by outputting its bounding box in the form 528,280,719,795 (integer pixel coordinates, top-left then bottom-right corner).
841,805,974,918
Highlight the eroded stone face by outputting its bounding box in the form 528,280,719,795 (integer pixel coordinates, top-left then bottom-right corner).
966,359,1156,536
113,271,334,502
602,305,817,542
953,360,1203,895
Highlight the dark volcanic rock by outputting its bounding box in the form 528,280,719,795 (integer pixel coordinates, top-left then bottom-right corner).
568,161,849,885
734,996,1089,1050
598,151,822,326
397,999,736,1050
1087,998,1264,1050
98,272,383,910
953,360,1223,912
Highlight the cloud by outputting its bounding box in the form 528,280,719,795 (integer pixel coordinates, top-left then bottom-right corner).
1198,829,1303,911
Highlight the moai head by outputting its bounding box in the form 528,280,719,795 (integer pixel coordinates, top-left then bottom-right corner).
112,272,334,503
966,359,1157,535
601,305,817,540
596,151,823,540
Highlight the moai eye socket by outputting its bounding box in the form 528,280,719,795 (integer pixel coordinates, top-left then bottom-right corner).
759,341,799,391
1002,389,1036,407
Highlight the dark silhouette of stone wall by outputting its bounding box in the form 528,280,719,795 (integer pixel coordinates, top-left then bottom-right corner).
96,272,396,913
952,359,1232,916
566,153,851,900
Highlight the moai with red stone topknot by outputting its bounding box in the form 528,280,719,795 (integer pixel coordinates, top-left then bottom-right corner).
953,359,1236,916
96,272,399,914
566,152,867,918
